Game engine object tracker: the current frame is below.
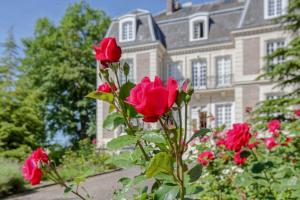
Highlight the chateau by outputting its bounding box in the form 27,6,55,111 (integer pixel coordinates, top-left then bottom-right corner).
96,0,290,147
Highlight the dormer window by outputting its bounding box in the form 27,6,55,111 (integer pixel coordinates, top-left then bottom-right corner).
122,21,133,41
193,21,204,39
189,14,209,41
264,0,288,19
119,16,136,42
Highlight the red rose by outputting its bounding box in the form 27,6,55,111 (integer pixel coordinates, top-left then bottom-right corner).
22,148,49,185
97,83,117,93
93,37,122,68
31,148,49,164
126,76,178,122
234,151,247,165
224,123,251,152
268,119,280,135
197,151,214,166
264,137,277,150
22,156,43,185
294,109,300,117
92,138,97,145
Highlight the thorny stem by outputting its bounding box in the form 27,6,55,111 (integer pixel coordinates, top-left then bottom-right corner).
104,66,150,161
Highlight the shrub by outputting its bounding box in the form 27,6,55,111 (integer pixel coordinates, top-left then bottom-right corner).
0,158,25,197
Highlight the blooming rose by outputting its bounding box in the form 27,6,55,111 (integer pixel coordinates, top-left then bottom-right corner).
92,138,97,145
223,123,252,152
295,109,300,117
97,83,117,93
197,151,214,166
234,151,247,165
31,148,49,164
22,157,43,185
126,76,178,122
264,137,277,150
268,119,281,135
22,148,49,185
93,37,122,68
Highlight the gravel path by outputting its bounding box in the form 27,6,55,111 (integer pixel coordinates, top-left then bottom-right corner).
4,167,144,200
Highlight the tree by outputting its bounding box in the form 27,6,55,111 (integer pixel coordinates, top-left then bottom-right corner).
251,0,300,130
0,29,45,160
22,2,110,142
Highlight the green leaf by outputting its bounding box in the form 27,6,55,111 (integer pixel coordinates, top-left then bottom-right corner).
251,162,266,173
103,112,125,131
155,183,179,200
146,152,173,178
240,150,251,158
119,81,138,117
85,90,113,103
119,81,135,100
104,152,134,168
141,131,166,144
187,164,202,183
74,175,86,185
106,135,138,150
187,128,211,143
64,187,72,194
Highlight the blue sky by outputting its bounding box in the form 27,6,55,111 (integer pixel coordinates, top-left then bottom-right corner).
0,0,214,53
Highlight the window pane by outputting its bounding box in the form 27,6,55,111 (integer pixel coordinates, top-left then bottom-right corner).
268,0,275,16
122,21,133,40
216,104,232,128
267,40,285,64
193,21,204,39
168,62,183,82
217,57,231,86
192,60,206,89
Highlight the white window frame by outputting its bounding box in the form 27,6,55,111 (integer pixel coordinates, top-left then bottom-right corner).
216,56,232,87
189,13,209,41
215,103,234,129
191,59,207,90
119,15,136,42
264,0,288,19
266,39,285,65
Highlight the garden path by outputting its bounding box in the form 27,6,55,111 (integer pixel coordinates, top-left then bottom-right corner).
4,167,144,200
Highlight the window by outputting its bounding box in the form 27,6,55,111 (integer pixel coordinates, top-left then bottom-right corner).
193,21,204,39
265,0,288,19
168,62,183,82
189,14,208,41
266,93,281,100
216,56,232,87
216,104,232,128
119,16,136,42
122,21,133,41
119,59,134,84
266,40,285,65
191,106,207,130
192,60,207,89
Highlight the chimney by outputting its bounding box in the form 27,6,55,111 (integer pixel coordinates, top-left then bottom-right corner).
167,0,175,15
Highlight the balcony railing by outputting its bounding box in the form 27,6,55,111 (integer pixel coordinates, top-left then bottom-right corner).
193,74,233,90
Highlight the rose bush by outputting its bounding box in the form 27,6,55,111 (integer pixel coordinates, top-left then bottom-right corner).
22,37,300,199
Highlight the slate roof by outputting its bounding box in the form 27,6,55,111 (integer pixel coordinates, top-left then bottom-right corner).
105,0,277,50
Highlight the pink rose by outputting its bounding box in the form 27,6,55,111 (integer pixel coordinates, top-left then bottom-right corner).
224,123,252,152
93,37,122,68
268,119,281,135
264,137,277,150
22,148,48,186
234,151,247,165
92,138,97,145
97,83,117,93
197,151,214,166
22,156,43,185
31,148,49,164
126,76,178,122
294,109,300,117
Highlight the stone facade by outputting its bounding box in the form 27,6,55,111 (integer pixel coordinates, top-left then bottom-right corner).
96,0,291,147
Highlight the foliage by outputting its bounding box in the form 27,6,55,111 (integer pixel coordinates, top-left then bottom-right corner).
22,1,111,142
0,158,25,197
252,0,300,129
0,29,45,160
58,139,116,181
